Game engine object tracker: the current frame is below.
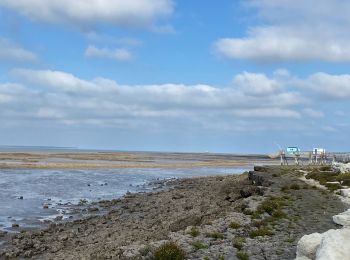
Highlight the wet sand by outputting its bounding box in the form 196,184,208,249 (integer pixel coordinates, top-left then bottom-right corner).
0,152,277,169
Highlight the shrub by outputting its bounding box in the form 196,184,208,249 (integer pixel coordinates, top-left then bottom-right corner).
272,210,287,219
206,232,224,240
325,183,342,192
233,237,246,250
154,242,185,260
249,227,274,238
281,185,290,192
237,251,249,260
188,227,199,237
191,241,208,250
229,222,241,229
290,184,300,190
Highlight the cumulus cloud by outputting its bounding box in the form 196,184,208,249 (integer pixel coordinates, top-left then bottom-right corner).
4,68,306,129
215,0,350,62
297,73,350,99
0,38,38,62
85,45,133,61
234,71,281,96
0,0,174,29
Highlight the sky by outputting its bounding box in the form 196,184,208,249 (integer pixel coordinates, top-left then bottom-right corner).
0,0,349,153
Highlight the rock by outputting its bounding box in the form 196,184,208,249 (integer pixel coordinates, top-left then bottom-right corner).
172,193,185,200
88,207,99,212
332,162,350,174
316,229,350,260
0,231,7,237
43,204,49,209
248,171,272,186
12,223,19,228
240,188,253,198
296,233,323,259
18,196,23,200
254,166,268,172
169,215,202,232
333,209,350,227
340,189,350,198
55,216,63,221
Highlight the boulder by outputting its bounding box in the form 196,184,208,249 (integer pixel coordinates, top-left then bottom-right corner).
332,162,350,174
333,209,350,227
316,229,350,260
296,233,323,259
340,189,350,198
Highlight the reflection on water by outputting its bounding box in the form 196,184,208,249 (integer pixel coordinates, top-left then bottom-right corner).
0,167,249,231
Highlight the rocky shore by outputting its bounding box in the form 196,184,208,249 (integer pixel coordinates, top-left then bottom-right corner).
0,166,347,259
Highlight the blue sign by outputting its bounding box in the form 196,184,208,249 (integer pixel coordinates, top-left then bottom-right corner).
287,147,300,154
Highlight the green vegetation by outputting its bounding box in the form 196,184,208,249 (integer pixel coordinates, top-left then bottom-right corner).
206,232,224,240
218,256,225,260
229,222,241,229
188,227,200,237
290,183,300,190
236,251,249,260
249,227,274,238
272,209,287,219
191,241,208,250
233,237,246,250
154,242,185,260
305,168,349,192
281,185,290,192
256,196,288,215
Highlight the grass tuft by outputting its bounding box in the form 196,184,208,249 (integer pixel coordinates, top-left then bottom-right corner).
229,222,241,229
249,227,274,238
188,227,200,237
191,241,208,250
154,242,185,260
206,232,224,240
237,251,249,260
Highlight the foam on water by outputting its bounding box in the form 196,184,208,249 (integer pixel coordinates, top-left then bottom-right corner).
0,167,248,230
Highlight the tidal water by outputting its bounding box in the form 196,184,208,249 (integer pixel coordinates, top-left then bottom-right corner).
0,167,248,231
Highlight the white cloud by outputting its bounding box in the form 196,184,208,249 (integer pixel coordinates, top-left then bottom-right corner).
303,108,324,118
215,0,350,62
234,71,281,96
298,73,350,99
0,38,38,62
0,0,174,29
6,69,305,126
85,45,133,61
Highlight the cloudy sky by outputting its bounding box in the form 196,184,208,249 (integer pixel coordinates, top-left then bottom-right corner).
0,0,349,153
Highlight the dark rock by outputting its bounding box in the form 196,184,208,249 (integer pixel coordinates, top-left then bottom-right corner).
254,166,268,172
12,223,19,228
248,171,272,186
18,196,23,200
172,193,185,200
55,216,63,221
240,188,253,198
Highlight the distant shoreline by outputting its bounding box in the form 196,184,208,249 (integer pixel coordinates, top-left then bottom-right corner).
0,151,277,170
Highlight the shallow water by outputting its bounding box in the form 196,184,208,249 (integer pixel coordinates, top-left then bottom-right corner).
0,167,249,231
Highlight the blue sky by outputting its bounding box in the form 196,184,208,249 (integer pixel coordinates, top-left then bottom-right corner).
0,0,349,153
